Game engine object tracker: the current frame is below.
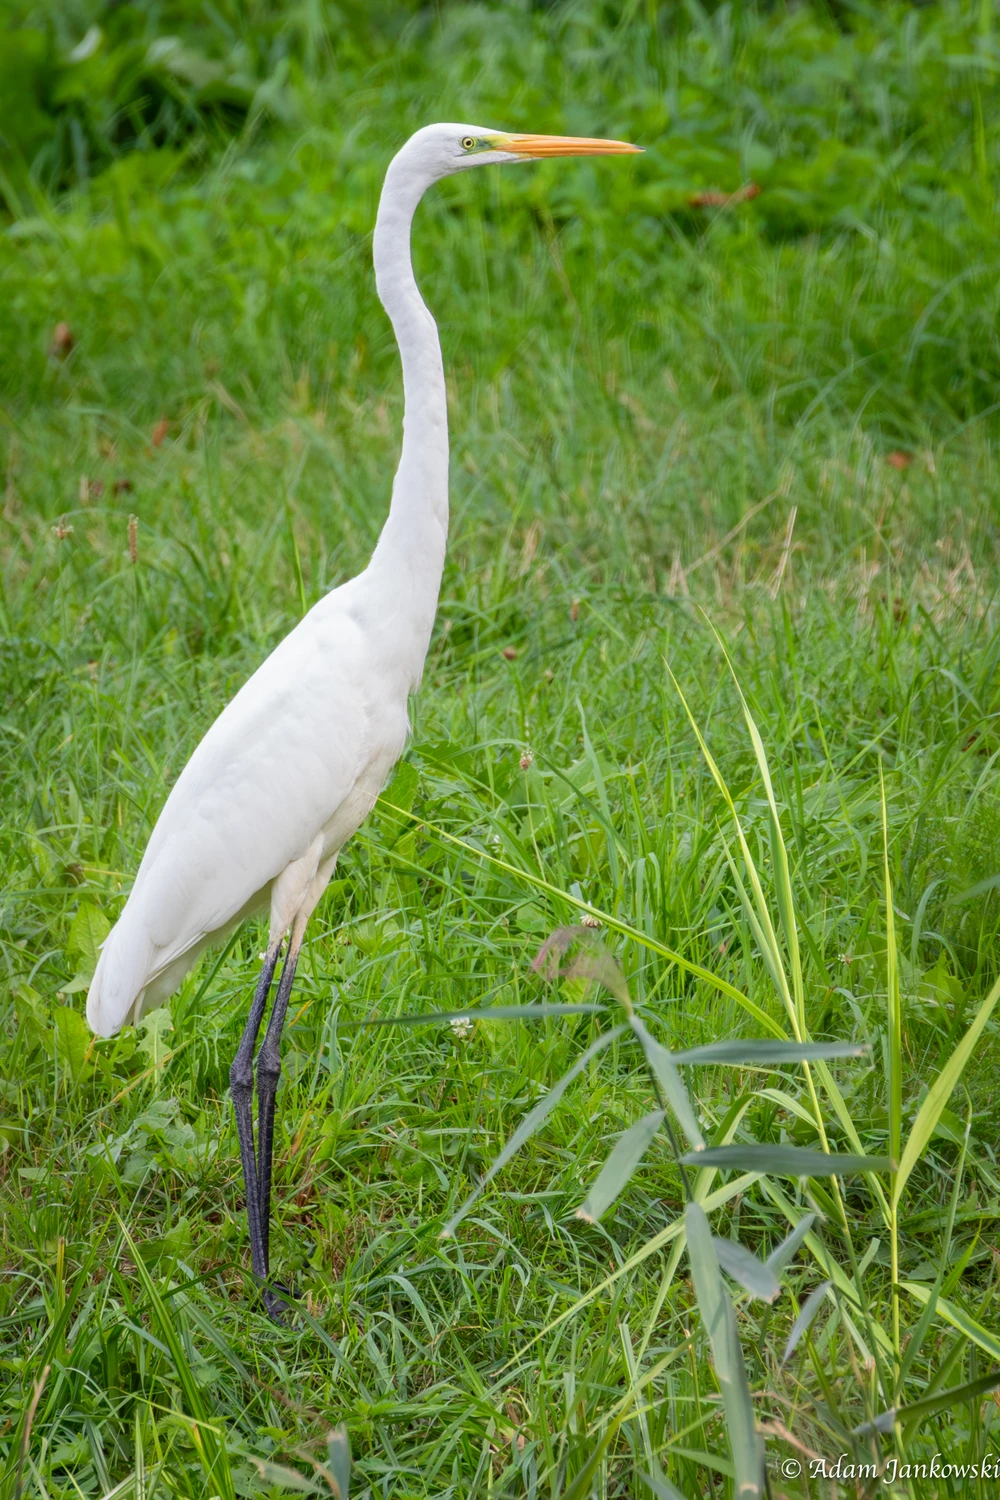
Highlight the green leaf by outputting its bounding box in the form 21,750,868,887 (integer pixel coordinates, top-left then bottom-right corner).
673,1040,865,1066
326,1425,350,1500
639,1471,688,1500
576,1110,664,1223
118,1218,235,1500
853,1369,1000,1437
68,903,110,974
137,1007,173,1068
680,1145,890,1176
346,1002,604,1028
893,972,1000,1207
685,1202,764,1498
55,1006,91,1082
59,973,92,995
136,1217,193,1267
900,1283,1000,1363
781,1281,832,1366
441,1025,626,1237
377,761,419,844
250,1459,325,1494
765,1213,817,1275
629,1016,704,1150
881,767,902,1178
712,1237,781,1303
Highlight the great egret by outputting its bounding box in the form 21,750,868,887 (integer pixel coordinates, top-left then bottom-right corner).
87,123,639,1318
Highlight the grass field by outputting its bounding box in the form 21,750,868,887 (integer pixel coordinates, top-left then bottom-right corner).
4,2,1000,1496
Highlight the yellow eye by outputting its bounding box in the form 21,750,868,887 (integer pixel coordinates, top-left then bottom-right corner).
461,136,476,151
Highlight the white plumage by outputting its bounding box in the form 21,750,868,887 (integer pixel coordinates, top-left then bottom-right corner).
86,121,639,1316
87,575,411,1034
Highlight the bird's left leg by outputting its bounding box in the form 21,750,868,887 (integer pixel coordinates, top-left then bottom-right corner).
230,942,282,1290
255,854,337,1320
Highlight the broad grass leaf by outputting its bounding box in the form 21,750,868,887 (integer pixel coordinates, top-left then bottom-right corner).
853,1369,1000,1438
326,1425,350,1500
781,1281,832,1366
136,1217,192,1268
441,1025,626,1237
765,1213,816,1275
881,767,903,1178
674,1040,865,1065
681,1145,889,1176
250,1459,325,1494
901,1283,1000,1363
629,1016,704,1150
347,1002,604,1029
893,972,1000,1207
54,1007,90,1082
68,904,110,972
712,1237,781,1302
576,1109,664,1222
639,1471,688,1500
685,1202,763,1498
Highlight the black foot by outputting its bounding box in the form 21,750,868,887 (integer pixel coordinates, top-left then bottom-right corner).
262,1279,297,1324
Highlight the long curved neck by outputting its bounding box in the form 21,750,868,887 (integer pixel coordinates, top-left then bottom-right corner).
367,157,449,640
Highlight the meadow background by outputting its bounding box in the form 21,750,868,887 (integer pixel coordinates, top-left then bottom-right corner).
3,1,1000,1495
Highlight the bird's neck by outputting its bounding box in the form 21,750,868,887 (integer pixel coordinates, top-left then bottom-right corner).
367,160,449,645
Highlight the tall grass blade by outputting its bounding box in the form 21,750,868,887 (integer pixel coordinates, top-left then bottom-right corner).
900,1283,1000,1363
892,973,1000,1207
629,1016,705,1150
685,1202,764,1498
711,1238,781,1303
765,1213,817,1275
668,668,796,1030
852,1369,1000,1437
881,764,903,1360
707,624,805,1027
639,1470,688,1500
780,1281,832,1366
326,1426,350,1500
680,1145,889,1175
673,1041,865,1065
347,1002,604,1028
576,1109,665,1223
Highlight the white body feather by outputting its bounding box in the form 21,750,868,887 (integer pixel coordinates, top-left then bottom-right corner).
87,124,470,1037
86,121,637,1039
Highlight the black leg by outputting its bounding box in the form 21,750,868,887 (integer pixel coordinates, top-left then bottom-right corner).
229,945,281,1289
255,933,301,1320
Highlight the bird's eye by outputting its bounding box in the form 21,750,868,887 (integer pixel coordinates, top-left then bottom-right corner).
461,136,476,151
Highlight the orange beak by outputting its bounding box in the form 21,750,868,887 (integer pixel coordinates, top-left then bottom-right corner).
497,133,642,157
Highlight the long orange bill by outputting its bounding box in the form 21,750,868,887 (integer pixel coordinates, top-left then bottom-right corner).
498,133,642,157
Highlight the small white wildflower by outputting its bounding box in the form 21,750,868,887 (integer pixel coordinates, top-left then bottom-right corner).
450,1016,473,1040
580,913,601,929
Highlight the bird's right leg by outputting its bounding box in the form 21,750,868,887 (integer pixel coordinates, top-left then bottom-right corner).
229,941,282,1286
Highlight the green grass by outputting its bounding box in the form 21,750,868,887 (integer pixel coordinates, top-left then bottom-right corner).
4,1,1000,1495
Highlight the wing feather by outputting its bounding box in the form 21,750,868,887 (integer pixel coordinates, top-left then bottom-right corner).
87,598,373,1036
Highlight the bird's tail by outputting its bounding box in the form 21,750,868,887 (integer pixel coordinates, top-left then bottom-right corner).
86,910,155,1038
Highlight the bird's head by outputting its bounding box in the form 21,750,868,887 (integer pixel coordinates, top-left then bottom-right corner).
395,122,642,184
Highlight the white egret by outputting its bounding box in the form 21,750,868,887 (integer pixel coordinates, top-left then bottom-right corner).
87,123,639,1318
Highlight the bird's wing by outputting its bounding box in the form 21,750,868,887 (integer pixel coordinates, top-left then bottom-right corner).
88,597,382,1036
